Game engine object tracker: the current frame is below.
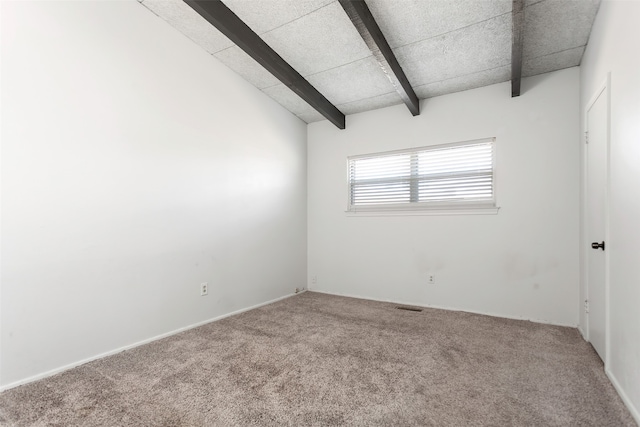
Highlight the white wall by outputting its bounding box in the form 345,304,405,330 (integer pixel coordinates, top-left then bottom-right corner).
308,68,580,326
580,0,640,421
0,0,307,388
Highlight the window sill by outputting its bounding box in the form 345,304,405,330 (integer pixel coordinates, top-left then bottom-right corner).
345,207,500,216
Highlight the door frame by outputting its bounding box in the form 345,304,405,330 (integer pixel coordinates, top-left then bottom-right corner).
582,73,611,366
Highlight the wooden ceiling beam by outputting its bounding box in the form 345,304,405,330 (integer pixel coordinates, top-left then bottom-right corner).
185,0,345,129
338,0,420,116
511,0,525,97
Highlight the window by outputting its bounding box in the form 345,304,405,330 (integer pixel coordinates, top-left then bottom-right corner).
347,138,496,213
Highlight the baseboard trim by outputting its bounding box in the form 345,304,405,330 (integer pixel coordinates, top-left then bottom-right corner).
309,289,577,328
606,369,640,425
578,325,588,341
0,291,303,392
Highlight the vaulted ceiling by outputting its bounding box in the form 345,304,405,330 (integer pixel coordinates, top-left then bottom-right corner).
140,0,601,127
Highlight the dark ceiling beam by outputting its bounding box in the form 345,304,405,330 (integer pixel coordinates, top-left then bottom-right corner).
511,0,525,97
338,0,420,116
184,0,345,129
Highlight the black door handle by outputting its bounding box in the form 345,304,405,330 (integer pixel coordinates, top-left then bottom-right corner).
591,241,605,251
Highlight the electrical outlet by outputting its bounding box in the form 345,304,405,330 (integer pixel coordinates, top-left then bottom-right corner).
200,282,208,296
427,274,435,284
311,276,317,285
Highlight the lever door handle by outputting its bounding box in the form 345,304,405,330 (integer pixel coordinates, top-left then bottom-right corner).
591,241,605,251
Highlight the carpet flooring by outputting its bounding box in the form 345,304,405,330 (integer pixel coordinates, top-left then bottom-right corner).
0,292,635,426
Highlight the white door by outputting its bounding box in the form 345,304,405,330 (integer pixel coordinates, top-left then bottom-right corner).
586,84,608,363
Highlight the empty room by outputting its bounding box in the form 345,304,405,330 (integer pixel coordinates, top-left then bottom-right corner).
1,0,639,425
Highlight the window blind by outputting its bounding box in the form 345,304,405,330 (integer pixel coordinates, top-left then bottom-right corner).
348,138,495,211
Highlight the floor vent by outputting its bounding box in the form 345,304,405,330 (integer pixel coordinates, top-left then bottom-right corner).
396,306,423,312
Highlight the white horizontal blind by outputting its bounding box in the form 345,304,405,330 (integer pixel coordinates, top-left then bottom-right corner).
348,153,412,206
348,138,495,211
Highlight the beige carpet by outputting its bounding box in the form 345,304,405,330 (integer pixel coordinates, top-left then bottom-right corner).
0,292,635,426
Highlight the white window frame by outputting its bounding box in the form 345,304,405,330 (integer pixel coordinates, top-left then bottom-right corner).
346,137,499,215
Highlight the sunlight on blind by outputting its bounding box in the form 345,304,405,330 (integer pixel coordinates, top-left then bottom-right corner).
417,142,493,202
350,153,411,205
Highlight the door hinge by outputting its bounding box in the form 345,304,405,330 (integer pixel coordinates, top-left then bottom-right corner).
585,131,589,144
584,299,589,313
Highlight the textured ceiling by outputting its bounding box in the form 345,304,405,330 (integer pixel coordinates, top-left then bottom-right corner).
140,0,601,124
